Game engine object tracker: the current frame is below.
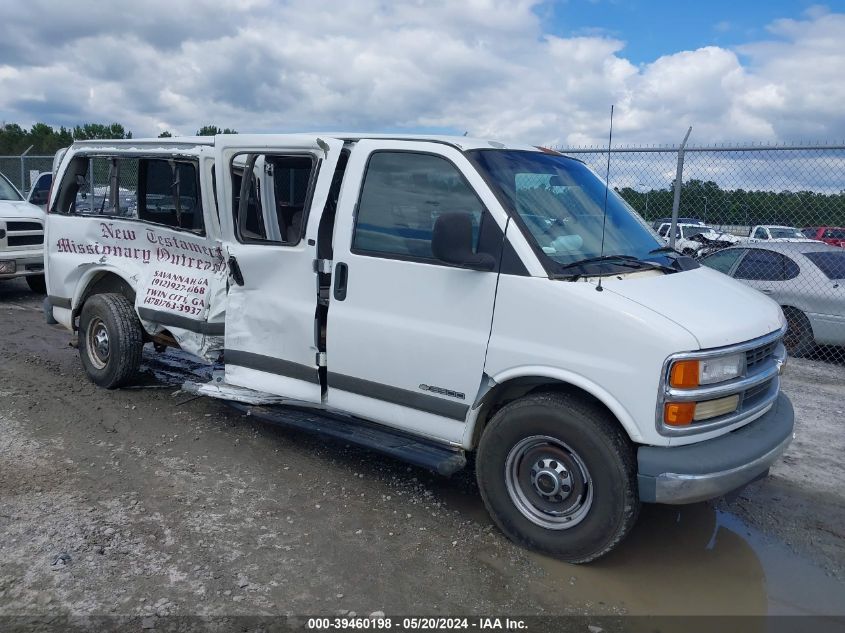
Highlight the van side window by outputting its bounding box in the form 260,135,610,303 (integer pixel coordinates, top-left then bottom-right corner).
54,156,138,217
352,152,485,260
138,159,204,233
231,154,316,245
53,155,203,236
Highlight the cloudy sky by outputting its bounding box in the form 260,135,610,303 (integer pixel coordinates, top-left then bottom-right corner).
1,0,844,147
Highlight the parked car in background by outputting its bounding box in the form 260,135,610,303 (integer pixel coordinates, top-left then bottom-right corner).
26,172,53,210
651,217,703,230
656,222,743,256
0,171,46,293
802,226,845,248
747,225,814,243
701,242,845,356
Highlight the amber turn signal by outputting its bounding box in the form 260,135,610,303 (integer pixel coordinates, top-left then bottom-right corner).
670,360,700,388
664,402,696,426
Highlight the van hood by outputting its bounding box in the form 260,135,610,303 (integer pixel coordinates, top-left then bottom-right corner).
0,200,46,220
598,266,784,349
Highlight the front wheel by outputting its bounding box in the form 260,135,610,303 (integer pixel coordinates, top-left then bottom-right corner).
78,293,144,388
476,391,639,563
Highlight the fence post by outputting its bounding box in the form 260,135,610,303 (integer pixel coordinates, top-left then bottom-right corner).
19,145,34,193
669,127,692,250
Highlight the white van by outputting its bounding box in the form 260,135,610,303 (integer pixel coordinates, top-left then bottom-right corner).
45,135,793,562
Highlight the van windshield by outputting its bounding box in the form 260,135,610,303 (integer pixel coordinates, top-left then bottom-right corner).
468,150,662,274
0,173,23,201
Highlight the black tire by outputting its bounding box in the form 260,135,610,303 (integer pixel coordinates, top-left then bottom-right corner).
26,274,46,294
78,293,144,388
476,391,639,563
783,307,814,358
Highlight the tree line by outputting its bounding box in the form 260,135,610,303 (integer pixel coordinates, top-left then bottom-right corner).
0,122,238,155
616,179,845,228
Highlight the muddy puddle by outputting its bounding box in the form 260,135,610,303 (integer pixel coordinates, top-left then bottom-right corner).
435,482,845,617
530,504,845,616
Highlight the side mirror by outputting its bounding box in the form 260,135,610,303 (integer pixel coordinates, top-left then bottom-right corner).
431,212,497,271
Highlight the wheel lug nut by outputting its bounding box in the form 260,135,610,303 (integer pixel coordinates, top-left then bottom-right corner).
562,485,571,493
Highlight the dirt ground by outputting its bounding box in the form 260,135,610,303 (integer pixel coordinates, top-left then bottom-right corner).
1,277,844,624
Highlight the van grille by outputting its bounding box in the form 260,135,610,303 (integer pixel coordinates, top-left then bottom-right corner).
746,340,777,373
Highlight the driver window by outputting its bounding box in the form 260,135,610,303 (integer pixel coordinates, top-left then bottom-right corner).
352,151,486,260
754,227,768,240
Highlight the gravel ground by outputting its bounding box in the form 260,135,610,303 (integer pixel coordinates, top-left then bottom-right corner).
1,278,844,624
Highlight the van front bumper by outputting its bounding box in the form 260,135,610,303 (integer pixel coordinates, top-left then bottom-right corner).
637,392,794,504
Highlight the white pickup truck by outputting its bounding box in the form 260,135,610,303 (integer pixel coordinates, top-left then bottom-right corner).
1,171,47,292
747,225,815,243
45,135,793,562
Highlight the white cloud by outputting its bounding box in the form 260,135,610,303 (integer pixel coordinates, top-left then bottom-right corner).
0,0,842,146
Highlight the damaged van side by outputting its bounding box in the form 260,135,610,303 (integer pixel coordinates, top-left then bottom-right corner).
46,134,794,563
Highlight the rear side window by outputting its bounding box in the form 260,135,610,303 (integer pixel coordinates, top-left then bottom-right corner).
804,251,845,280
352,152,485,260
65,157,138,217
52,155,204,233
734,249,799,281
824,229,845,239
702,248,743,274
139,159,203,233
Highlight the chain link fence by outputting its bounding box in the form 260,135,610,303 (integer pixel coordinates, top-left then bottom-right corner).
5,146,845,363
557,142,845,364
0,155,55,196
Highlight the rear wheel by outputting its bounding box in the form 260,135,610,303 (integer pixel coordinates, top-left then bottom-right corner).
476,391,639,563
26,274,46,294
783,307,814,357
78,293,144,388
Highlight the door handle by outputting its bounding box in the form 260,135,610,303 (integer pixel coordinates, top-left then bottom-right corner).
760,288,773,294
333,262,348,301
228,256,244,286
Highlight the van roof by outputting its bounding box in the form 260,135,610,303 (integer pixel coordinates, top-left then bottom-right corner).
72,133,545,153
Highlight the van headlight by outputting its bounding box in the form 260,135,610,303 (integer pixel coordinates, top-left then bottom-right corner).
668,353,745,388
663,352,746,427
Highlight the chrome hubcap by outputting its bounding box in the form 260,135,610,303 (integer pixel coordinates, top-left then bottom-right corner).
531,458,572,501
505,435,593,530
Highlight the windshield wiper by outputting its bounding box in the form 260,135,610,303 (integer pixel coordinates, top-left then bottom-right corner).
557,254,641,272
555,254,674,280
648,246,678,254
